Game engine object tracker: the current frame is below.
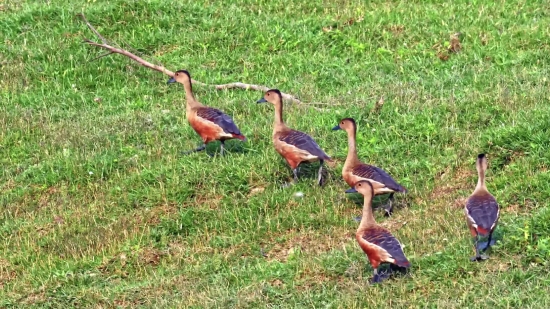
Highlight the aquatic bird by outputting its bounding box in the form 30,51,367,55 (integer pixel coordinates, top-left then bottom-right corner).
257,89,332,185
464,153,500,262
167,70,246,155
333,118,406,215
350,180,410,284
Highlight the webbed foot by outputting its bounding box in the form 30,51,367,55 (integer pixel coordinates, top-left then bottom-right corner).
470,254,489,262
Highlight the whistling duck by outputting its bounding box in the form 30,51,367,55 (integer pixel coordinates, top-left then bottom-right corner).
351,180,410,284
464,153,500,262
257,89,332,185
167,70,246,155
333,118,406,215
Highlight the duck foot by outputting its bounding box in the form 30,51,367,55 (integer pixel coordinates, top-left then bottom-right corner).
470,254,489,262
476,239,497,251
281,182,295,188
370,269,391,284
182,143,206,155
381,204,393,217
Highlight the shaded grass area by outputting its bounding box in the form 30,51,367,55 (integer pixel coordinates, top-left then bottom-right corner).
1,0,550,307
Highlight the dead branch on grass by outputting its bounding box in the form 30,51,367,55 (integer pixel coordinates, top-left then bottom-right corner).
77,13,323,109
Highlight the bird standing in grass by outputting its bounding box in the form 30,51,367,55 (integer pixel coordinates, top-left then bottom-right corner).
465,153,500,262
351,180,410,284
333,118,406,215
167,70,246,156
257,89,332,185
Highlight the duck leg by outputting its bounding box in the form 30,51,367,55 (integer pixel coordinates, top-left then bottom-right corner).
317,160,325,186
183,143,206,155
219,140,225,156
371,268,380,284
292,168,299,183
382,193,395,217
477,231,496,251
470,233,489,262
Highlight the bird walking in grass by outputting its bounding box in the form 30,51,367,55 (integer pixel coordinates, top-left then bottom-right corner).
167,70,246,156
351,180,410,284
257,89,332,185
333,118,406,215
465,153,500,262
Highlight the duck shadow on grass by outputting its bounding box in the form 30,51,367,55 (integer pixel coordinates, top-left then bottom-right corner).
274,162,331,187
473,229,503,252
181,140,250,157
371,264,409,284
345,193,410,221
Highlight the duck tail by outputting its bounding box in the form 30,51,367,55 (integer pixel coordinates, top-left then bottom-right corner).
395,258,411,268
475,226,490,237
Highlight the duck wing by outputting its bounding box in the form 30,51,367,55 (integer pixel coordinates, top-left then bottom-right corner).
465,192,499,235
279,129,331,160
362,227,410,267
196,107,243,136
352,164,406,192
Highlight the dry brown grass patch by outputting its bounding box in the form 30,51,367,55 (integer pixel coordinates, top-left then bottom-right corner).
429,167,474,202
146,203,179,225
0,259,17,289
263,228,354,262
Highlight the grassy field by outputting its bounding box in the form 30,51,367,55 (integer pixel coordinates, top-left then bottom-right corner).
2,0,550,307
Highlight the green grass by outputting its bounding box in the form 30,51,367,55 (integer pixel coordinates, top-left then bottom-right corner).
2,0,550,307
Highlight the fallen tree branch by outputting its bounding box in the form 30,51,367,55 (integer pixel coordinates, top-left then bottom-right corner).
212,83,299,103
77,13,321,109
88,51,113,63
82,39,176,78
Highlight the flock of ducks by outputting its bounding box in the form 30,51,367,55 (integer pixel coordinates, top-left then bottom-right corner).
167,69,500,284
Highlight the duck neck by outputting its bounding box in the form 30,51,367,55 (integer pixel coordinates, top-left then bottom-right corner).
345,127,360,165
273,100,285,128
182,79,201,109
475,166,486,192
358,195,376,230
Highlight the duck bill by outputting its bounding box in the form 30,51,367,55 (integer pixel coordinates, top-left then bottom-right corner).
167,77,176,84
257,98,267,103
345,187,358,193
332,125,341,131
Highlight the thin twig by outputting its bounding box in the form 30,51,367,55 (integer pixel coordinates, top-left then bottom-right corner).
83,39,175,77
77,13,108,45
88,51,114,63
77,13,323,110
213,83,301,104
